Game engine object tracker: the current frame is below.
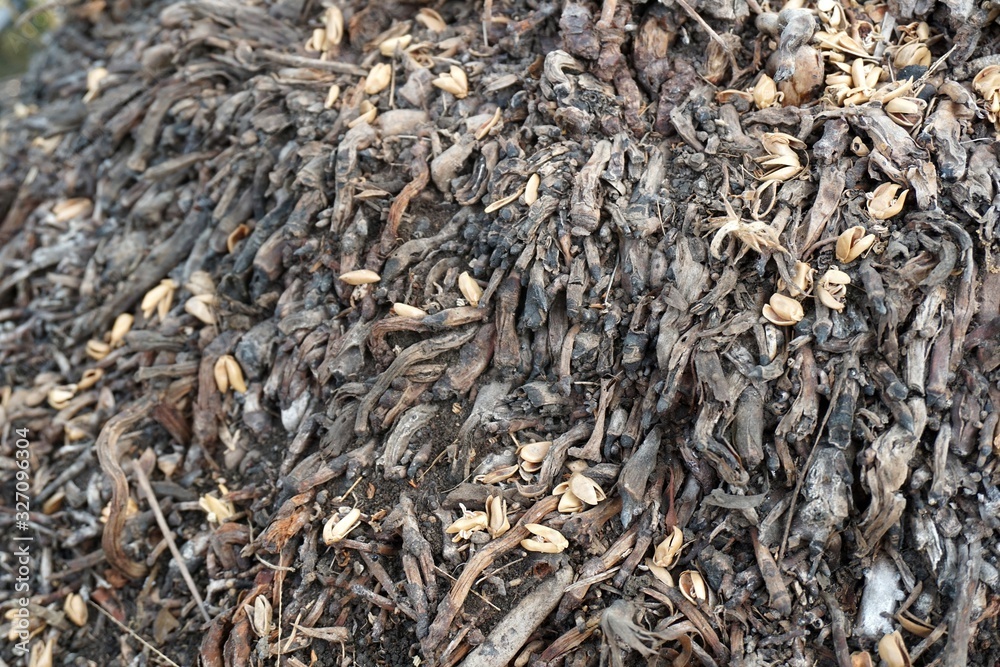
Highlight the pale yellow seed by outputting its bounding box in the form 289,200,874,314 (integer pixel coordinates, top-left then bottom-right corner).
877,631,910,667
475,107,503,140
524,173,540,205
379,35,412,57
762,293,804,327
223,355,246,393
227,224,250,253
141,279,177,320
458,271,483,307
678,570,708,603
248,596,272,638
339,269,381,285
83,67,109,103
64,593,88,627
77,368,103,391
348,100,378,128
199,493,235,523
416,7,447,32
324,84,341,109
364,63,392,95
324,6,343,47
185,294,217,325
86,339,111,360
652,525,684,569
52,198,93,223
323,507,362,544
109,313,134,347
521,523,569,553
392,303,428,319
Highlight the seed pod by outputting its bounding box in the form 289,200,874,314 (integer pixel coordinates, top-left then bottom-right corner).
248,596,272,638
458,271,483,307
867,183,908,220
432,66,469,98
185,294,218,325
653,526,684,569
568,472,606,505
53,198,94,223
475,464,519,484
365,63,392,95
64,593,88,627
324,84,341,109
379,35,412,56
48,385,77,410
851,136,870,157
897,610,934,638
877,631,911,667
817,269,851,311
77,368,103,391
524,173,540,205
521,524,569,553
851,651,874,667
646,560,675,588
416,7,447,31
557,488,585,513
752,74,780,109
445,508,488,541
762,293,804,326
323,507,362,544
141,279,177,320
836,226,876,263
893,42,931,69
324,6,343,46
339,269,381,285
86,339,111,360
678,570,708,603
475,107,503,140
109,313,134,347
485,495,510,538
517,440,552,464
392,303,428,319
199,493,235,522
227,224,250,253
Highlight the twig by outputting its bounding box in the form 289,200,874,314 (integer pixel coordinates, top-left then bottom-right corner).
89,600,182,667
257,49,368,76
131,462,212,623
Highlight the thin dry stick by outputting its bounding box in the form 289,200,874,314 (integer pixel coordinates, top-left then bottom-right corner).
89,600,182,667
130,462,211,623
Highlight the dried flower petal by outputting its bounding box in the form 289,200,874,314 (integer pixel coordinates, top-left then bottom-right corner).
323,508,362,544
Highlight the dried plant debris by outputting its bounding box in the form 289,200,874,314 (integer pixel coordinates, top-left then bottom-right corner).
2,0,1000,664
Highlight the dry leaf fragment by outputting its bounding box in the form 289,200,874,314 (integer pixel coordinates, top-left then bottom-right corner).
365,63,392,95
64,593,88,627
109,313,133,347
392,303,428,319
86,339,111,360
141,279,178,320
214,355,247,393
485,495,510,538
867,183,908,220
340,269,381,285
678,570,708,603
323,507,362,544
458,271,483,307
836,226,876,263
877,631,911,667
762,293,804,326
653,526,684,569
521,524,569,553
